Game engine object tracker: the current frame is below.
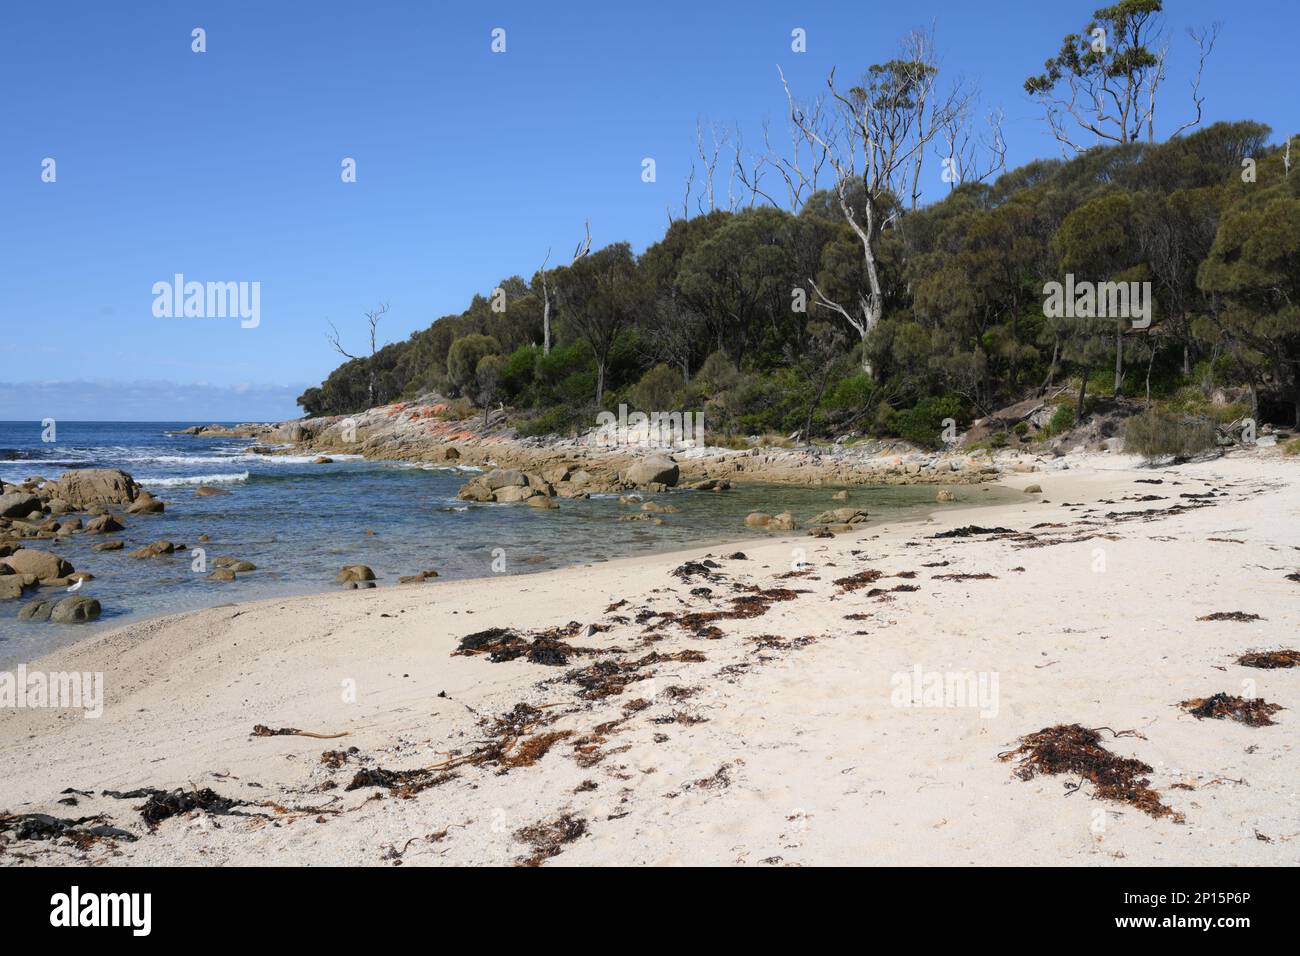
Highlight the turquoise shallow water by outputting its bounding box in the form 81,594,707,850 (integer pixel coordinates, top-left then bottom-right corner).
0,421,1011,666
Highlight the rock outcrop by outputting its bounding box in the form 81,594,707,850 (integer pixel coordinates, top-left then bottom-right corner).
0,548,73,581
41,469,140,508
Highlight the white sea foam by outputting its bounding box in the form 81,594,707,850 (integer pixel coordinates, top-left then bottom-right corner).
138,471,250,486
392,461,478,473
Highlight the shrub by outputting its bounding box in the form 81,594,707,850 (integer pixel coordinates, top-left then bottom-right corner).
631,363,685,412
499,346,540,402
1043,403,1076,438
696,351,740,392
433,397,475,420
1283,438,1300,457
557,370,598,405
515,403,592,438
1123,409,1217,461
823,372,876,413
892,396,961,450
446,335,501,396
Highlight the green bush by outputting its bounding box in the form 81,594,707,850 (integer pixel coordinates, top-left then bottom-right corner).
557,370,597,405
499,345,540,402
696,351,739,392
823,372,876,413
892,396,961,450
1040,403,1076,438
1123,409,1217,461
631,363,685,412
515,403,592,438
446,334,501,397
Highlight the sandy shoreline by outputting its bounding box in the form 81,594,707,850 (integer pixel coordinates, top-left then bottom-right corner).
2,452,1297,866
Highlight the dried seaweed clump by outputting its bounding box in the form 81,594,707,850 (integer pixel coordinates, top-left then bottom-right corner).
514,813,587,866
0,812,136,846
1235,649,1300,669
931,525,1017,539
498,730,574,769
455,626,591,666
832,569,883,592
998,724,1182,821
1196,611,1263,622
565,658,651,699
138,788,246,829
1180,693,1282,727
345,766,457,797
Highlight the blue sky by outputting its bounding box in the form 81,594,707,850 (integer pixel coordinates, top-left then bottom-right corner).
1,0,1294,420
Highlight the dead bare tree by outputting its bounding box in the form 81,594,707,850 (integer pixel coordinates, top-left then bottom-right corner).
733,126,778,209
1163,24,1220,140
939,106,1007,190
766,98,835,211
694,117,728,214
668,161,696,225
537,249,554,355
779,32,968,374
537,223,592,356
327,302,388,406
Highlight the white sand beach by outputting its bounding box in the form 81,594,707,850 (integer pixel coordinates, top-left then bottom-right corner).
2,452,1297,866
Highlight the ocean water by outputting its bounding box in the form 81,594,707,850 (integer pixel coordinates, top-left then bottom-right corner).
0,421,1008,665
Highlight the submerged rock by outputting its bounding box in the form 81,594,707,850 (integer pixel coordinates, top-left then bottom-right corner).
0,576,28,600
769,512,797,531
337,565,375,584
84,513,124,534
18,599,56,622
398,569,439,584
811,507,869,526
51,595,101,624
127,492,165,514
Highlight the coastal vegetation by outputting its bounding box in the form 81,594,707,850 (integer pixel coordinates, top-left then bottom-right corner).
299,4,1298,448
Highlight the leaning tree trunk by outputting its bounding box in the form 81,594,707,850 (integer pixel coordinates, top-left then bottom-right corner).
1076,368,1089,425
542,295,552,355
1040,335,1060,396
1113,321,1124,395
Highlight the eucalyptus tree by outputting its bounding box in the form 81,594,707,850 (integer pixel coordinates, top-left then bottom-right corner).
1197,153,1300,425
555,243,641,405
779,29,973,373
1025,0,1218,154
